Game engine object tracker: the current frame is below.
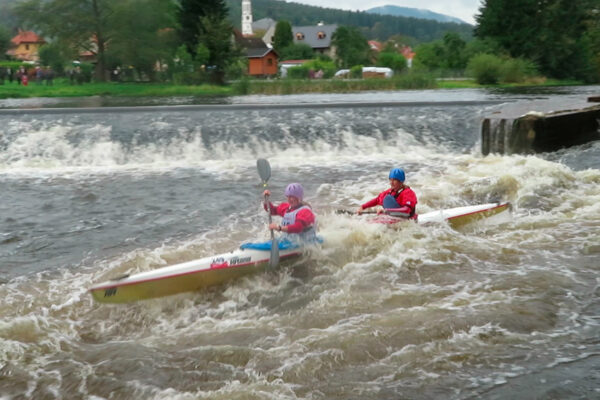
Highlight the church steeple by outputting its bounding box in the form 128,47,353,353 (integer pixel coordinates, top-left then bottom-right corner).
241,0,253,36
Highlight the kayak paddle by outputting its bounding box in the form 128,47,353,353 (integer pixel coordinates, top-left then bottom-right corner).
257,159,279,269
335,209,377,215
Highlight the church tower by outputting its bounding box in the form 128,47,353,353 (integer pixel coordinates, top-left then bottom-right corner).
241,0,253,36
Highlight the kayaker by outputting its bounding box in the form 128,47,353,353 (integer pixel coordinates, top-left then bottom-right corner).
357,168,418,218
263,183,317,242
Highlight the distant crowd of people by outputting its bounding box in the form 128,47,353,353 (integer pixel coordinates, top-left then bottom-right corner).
0,65,94,86
0,66,55,86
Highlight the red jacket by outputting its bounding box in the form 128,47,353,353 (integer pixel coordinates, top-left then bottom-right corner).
361,186,418,215
265,202,315,233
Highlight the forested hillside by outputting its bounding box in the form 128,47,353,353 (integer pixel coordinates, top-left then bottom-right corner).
0,0,20,29
224,0,473,43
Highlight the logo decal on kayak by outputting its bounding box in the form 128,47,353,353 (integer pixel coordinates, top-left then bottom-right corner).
104,287,117,297
229,256,251,266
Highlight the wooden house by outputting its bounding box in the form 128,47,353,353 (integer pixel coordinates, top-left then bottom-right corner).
6,29,46,62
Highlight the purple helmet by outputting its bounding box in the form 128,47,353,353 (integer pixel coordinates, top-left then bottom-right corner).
284,183,304,200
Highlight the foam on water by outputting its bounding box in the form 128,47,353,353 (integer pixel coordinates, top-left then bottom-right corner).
1,100,599,398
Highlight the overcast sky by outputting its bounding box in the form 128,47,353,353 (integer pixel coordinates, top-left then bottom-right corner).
289,0,483,25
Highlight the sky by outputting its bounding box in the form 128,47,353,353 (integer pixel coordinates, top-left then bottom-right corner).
289,0,483,25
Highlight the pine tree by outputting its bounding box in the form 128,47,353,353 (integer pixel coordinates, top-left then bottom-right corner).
178,0,229,55
273,20,293,53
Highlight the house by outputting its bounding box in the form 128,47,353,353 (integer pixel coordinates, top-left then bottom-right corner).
6,29,46,62
234,31,278,76
292,23,337,58
400,45,415,68
252,18,277,48
368,40,383,53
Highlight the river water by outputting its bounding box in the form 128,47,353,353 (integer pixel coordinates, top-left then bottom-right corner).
1,87,599,399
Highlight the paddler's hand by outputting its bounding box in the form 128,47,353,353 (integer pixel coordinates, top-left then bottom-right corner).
377,208,384,215
356,206,363,215
263,189,271,197
269,223,284,232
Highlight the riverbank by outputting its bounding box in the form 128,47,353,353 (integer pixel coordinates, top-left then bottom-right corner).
0,77,584,100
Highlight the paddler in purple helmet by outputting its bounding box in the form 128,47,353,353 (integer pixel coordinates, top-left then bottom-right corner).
357,168,418,218
263,183,317,242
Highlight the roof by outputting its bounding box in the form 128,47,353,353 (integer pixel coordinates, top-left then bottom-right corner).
233,30,277,59
292,24,337,49
11,30,45,45
368,40,383,52
400,46,415,60
252,18,276,31
247,48,277,58
279,59,311,66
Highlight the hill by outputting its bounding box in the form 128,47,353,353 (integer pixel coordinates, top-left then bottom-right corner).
0,0,21,30
224,0,473,43
366,5,467,25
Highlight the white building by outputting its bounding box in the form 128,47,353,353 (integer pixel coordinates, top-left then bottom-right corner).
241,0,253,37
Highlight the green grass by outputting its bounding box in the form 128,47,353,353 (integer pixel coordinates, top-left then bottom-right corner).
0,79,232,99
0,76,586,100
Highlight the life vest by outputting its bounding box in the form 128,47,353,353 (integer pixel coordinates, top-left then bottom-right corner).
388,188,416,218
281,205,317,242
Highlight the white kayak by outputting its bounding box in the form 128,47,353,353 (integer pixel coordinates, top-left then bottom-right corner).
373,201,511,228
90,242,306,304
89,202,511,304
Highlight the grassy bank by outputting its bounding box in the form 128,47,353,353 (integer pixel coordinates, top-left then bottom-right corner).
0,76,585,100
0,79,232,99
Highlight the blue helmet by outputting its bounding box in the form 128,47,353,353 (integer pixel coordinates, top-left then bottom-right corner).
389,168,405,182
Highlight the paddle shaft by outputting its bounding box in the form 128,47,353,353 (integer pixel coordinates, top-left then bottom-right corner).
257,159,279,269
336,209,377,215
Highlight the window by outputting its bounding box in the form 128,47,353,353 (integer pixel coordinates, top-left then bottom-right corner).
317,31,326,39
25,44,30,50
296,32,304,40
267,58,273,66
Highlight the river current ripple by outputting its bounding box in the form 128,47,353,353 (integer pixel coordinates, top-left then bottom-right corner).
0,87,599,399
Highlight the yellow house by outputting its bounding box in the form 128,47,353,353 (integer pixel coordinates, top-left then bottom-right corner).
6,29,46,62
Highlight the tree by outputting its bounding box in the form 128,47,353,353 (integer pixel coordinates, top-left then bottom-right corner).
0,25,10,60
197,15,238,84
279,43,314,61
376,52,407,72
331,26,370,68
412,41,445,71
16,0,114,81
106,0,177,80
441,32,466,70
273,20,293,53
38,43,68,73
177,0,238,84
475,0,599,81
178,0,228,56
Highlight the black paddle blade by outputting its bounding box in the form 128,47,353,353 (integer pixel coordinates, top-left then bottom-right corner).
335,209,354,215
257,159,271,183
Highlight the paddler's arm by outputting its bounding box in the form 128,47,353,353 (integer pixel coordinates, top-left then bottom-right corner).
357,197,379,214
262,190,281,215
271,209,315,233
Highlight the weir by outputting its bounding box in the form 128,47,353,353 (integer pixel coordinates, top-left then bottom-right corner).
482,96,600,155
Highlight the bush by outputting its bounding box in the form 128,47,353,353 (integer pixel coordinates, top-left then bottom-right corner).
393,71,436,89
0,61,29,69
467,54,503,84
376,52,407,72
233,76,251,95
287,65,309,79
279,43,314,61
500,58,538,83
304,59,336,78
350,65,363,79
